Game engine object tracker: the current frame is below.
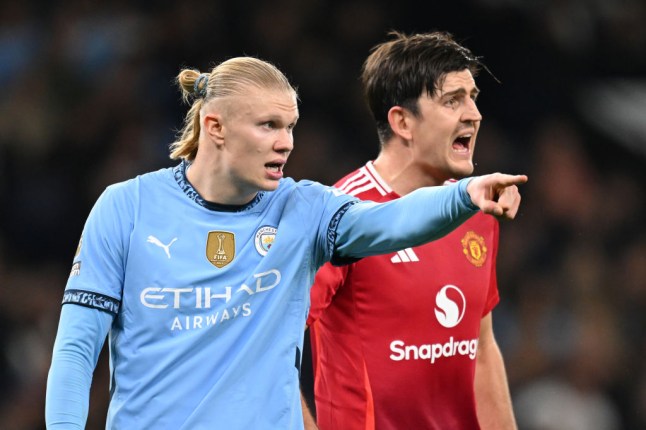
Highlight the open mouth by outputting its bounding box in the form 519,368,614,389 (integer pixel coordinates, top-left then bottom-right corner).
265,162,284,174
452,134,471,153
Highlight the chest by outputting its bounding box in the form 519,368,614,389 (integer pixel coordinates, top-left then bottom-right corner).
347,222,496,318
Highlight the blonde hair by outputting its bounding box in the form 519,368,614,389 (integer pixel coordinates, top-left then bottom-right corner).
170,57,297,161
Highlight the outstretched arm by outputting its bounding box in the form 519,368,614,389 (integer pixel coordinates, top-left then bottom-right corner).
333,173,527,260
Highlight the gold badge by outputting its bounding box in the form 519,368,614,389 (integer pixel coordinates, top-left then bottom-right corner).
206,231,235,268
461,231,487,267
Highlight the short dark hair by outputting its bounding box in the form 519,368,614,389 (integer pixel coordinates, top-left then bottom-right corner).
361,31,485,143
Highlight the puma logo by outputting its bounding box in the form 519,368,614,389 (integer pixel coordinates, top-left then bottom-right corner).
147,235,178,259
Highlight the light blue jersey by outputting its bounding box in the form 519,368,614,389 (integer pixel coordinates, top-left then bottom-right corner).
46,161,478,429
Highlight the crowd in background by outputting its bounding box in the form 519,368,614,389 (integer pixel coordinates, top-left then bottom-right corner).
1,0,645,429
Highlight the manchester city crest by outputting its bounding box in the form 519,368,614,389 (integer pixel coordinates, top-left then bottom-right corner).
254,226,277,256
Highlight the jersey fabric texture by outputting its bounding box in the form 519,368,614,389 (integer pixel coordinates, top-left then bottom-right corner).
308,161,500,430
46,161,479,429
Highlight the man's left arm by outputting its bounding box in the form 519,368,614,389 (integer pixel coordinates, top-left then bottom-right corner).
475,313,517,430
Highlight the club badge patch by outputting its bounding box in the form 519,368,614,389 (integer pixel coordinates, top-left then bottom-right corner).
254,226,277,256
69,261,81,278
206,231,235,268
461,231,487,267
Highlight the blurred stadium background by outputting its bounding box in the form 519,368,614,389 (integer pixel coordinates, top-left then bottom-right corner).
1,0,645,429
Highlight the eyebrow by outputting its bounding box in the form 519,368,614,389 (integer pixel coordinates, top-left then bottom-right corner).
258,114,300,125
440,86,481,98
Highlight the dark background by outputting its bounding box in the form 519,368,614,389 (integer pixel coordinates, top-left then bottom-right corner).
1,0,645,429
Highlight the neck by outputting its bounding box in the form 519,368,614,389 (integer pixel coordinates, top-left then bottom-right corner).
372,141,445,196
186,156,257,206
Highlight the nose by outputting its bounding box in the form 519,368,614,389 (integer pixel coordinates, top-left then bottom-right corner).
462,98,482,123
275,128,294,153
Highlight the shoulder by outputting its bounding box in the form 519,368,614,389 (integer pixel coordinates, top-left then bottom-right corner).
97,166,174,212
135,165,176,187
108,166,175,195
278,177,332,197
275,177,358,222
264,178,330,212
333,164,390,201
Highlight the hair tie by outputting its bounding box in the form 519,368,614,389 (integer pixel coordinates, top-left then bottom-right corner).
194,73,209,98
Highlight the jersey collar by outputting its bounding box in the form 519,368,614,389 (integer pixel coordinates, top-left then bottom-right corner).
173,160,265,212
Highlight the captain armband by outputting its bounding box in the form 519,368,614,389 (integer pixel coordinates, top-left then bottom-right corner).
62,289,120,316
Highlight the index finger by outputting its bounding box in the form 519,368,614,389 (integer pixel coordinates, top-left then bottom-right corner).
492,174,528,187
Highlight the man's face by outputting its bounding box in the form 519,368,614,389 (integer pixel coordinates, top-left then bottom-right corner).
217,86,299,200
408,69,482,182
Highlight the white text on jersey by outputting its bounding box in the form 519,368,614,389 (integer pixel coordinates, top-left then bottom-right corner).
390,337,478,364
140,269,281,308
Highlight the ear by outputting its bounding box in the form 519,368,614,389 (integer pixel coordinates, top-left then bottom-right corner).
387,106,413,141
203,113,225,145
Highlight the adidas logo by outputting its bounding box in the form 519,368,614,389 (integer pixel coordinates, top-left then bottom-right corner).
391,248,419,263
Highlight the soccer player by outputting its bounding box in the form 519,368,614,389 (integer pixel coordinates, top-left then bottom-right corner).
45,56,525,429
307,32,518,429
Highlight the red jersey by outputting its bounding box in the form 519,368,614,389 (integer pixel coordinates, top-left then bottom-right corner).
308,161,500,430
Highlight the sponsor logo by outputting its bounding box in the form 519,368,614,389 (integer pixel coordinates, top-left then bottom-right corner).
140,269,281,331
434,285,466,328
147,235,178,259
140,269,281,309
69,261,81,277
461,231,487,267
206,231,235,268
390,284,475,365
390,248,419,263
254,226,276,256
170,303,252,331
390,337,478,363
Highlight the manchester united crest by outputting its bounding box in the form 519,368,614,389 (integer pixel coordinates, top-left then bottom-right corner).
206,231,235,268
461,231,487,267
